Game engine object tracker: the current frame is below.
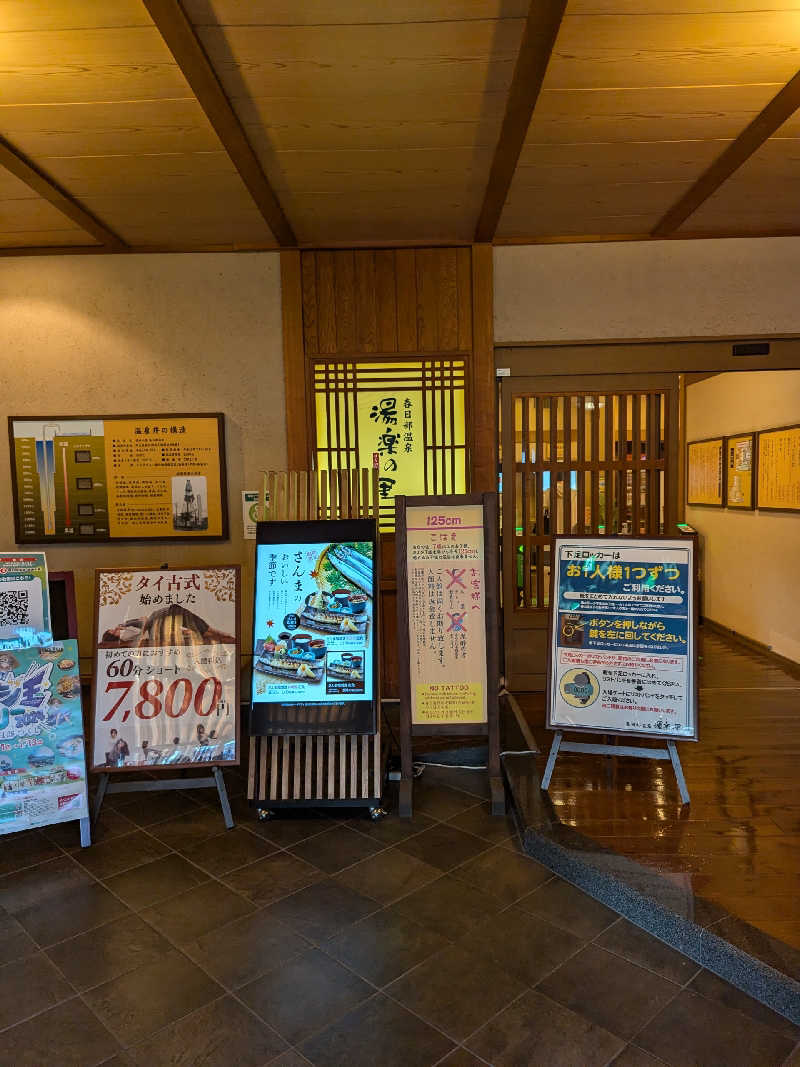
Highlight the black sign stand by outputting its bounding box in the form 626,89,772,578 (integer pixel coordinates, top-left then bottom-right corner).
395,492,504,818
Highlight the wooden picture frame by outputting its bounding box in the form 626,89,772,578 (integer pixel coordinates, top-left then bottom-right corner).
8,413,229,544
723,431,756,510
395,492,504,816
756,423,800,513
89,564,241,774
686,437,724,508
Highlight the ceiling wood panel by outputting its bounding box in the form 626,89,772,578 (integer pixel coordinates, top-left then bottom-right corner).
183,1,530,25
0,1,151,31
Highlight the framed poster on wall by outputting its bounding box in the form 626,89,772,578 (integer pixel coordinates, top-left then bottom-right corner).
8,414,228,543
547,537,698,742
250,518,379,736
90,566,240,772
686,437,724,507
724,432,755,509
757,424,800,512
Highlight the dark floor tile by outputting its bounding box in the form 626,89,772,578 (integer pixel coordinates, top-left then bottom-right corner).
325,909,448,986
687,969,800,1041
0,911,37,962
348,809,436,847
0,997,120,1066
334,846,440,905
451,844,552,904
446,802,518,844
267,879,376,943
240,947,372,1045
0,854,94,915
180,827,278,876
103,853,208,911
466,988,624,1067
252,812,338,849
223,852,323,905
128,994,287,1066
518,877,618,939
539,944,681,1042
713,915,800,982
638,989,796,1067
0,830,63,876
416,764,489,799
436,1050,487,1066
397,823,489,872
46,914,172,991
0,952,74,1030
465,906,585,987
147,806,230,851
412,781,484,821
388,941,526,1042
389,873,504,941
141,879,254,943
299,992,454,1067
289,826,381,875
269,1052,313,1067
75,830,170,880
118,790,202,828
17,880,130,947
596,918,702,985
610,1047,670,1067
84,948,222,1047
47,807,136,849
185,907,309,989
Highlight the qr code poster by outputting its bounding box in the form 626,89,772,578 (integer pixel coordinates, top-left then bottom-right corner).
0,553,51,651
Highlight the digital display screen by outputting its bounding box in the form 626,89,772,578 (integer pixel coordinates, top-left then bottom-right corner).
251,518,378,735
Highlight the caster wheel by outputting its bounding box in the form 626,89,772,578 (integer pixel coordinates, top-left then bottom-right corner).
257,808,274,821
369,806,388,821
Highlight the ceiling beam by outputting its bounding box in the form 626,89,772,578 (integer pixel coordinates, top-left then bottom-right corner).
143,0,296,247
653,69,800,237
0,136,126,250
474,0,567,243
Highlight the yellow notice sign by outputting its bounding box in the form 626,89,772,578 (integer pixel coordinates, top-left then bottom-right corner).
407,504,488,726
104,417,224,538
416,682,484,725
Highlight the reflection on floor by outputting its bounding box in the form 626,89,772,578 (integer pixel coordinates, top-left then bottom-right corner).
1,762,798,1064
513,630,800,956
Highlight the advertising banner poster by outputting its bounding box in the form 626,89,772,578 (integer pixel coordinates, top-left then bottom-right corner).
549,538,696,740
405,504,488,726
91,566,240,770
0,639,89,835
0,552,51,650
251,519,378,735
9,414,227,543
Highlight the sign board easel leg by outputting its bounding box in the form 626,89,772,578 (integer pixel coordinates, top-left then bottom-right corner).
92,771,235,829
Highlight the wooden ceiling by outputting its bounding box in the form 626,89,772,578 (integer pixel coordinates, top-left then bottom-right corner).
2,0,800,253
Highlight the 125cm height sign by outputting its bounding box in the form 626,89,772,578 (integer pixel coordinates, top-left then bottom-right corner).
548,538,697,741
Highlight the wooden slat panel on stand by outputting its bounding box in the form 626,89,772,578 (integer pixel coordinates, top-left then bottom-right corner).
248,466,383,807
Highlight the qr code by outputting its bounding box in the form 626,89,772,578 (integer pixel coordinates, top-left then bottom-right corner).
0,590,30,626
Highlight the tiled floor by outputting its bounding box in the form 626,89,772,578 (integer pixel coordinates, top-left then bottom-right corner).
1,764,798,1066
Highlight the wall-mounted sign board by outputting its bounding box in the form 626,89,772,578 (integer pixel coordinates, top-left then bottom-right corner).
396,493,503,816
724,432,755,510
686,437,724,507
543,536,698,804
251,518,379,737
8,414,228,543
757,424,800,512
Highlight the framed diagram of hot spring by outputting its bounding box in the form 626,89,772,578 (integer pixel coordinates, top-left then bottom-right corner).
90,566,240,773
250,518,379,736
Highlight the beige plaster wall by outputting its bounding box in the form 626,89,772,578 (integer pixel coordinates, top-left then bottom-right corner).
686,370,800,664
494,238,800,344
0,252,285,670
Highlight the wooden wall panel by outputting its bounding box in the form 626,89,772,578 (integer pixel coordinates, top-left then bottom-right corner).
299,247,474,355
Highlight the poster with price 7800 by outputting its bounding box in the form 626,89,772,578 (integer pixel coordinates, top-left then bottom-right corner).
91,567,239,771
